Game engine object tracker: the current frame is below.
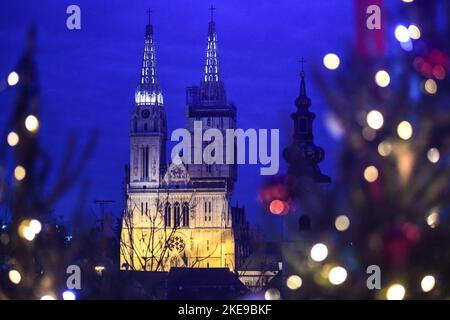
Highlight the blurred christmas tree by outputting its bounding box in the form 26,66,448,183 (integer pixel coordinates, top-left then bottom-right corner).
0,28,103,300
264,0,450,299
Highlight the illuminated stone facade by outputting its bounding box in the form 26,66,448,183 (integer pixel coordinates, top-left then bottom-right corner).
120,12,244,272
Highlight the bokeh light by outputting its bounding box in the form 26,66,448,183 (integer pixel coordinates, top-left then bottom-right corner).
421,275,436,293
264,288,280,300
426,211,439,228
269,199,286,215
7,71,19,86
366,110,384,130
378,141,392,157
62,290,76,300
395,25,410,43
386,283,406,300
323,53,340,70
408,24,421,39
427,148,440,163
310,243,328,262
25,115,39,133
7,131,19,147
364,166,379,183
40,295,56,300
375,70,390,87
8,270,21,284
14,165,26,181
423,78,437,94
397,121,413,140
286,275,303,290
335,215,350,232
29,219,42,235
328,266,347,285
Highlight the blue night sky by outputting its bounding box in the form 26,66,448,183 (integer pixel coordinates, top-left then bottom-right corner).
0,1,354,230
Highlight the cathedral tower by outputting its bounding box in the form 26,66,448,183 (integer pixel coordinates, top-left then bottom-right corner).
129,12,167,188
185,6,237,190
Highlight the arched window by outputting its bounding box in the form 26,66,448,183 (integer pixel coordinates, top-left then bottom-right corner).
182,202,189,227
173,202,180,227
164,203,171,227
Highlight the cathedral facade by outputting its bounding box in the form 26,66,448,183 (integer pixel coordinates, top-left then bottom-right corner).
120,12,248,272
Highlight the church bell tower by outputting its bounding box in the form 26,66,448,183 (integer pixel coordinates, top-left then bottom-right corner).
129,11,167,189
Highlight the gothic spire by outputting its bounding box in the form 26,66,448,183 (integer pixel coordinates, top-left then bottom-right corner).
199,5,227,106
135,10,163,106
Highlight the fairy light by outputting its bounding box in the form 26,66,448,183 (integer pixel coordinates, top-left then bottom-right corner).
7,71,19,86
408,24,421,40
424,79,437,94
375,70,390,87
426,211,439,228
286,275,303,290
427,148,440,163
366,110,384,130
8,270,21,284
310,243,328,262
421,275,436,293
395,25,410,43
264,288,280,300
14,165,26,181
397,121,413,140
335,215,350,232
328,266,348,285
29,219,42,235
378,141,392,157
25,115,39,133
364,165,379,183
7,131,19,147
62,290,76,300
323,53,340,70
386,283,406,300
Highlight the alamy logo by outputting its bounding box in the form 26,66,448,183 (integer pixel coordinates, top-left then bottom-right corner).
171,121,280,175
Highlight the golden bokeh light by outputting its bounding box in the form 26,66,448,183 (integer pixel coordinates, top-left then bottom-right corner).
375,70,390,87
377,141,392,157
397,121,413,140
421,275,436,293
25,115,39,133
335,215,350,232
14,165,26,181
8,270,21,285
286,275,303,290
310,243,328,262
366,110,384,130
386,283,406,300
323,53,340,70
328,266,348,285
7,131,19,147
364,165,379,183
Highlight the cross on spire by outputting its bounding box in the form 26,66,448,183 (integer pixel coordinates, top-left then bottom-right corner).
209,5,216,22
299,57,306,73
147,8,152,24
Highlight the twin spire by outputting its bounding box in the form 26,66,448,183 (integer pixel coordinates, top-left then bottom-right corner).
135,6,227,107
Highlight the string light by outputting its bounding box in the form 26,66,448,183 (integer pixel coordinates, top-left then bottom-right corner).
8,270,21,284
62,290,76,300
386,283,406,300
408,24,421,39
25,115,39,132
269,199,286,215
335,215,350,232
397,121,413,140
366,110,384,130
420,275,436,293
375,70,390,87
7,71,19,86
29,219,42,235
310,243,328,262
426,211,439,228
14,165,26,181
286,275,303,290
328,266,348,285
264,288,280,300
427,148,440,163
323,53,340,70
7,131,19,147
378,141,392,157
364,165,379,183
423,79,437,94
395,25,410,43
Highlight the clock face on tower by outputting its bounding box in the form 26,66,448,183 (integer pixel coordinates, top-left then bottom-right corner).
141,109,150,119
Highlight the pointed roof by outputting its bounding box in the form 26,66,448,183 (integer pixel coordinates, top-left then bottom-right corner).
135,11,163,106
199,6,227,106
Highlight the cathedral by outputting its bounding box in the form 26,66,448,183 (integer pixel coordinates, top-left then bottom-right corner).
120,10,250,272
